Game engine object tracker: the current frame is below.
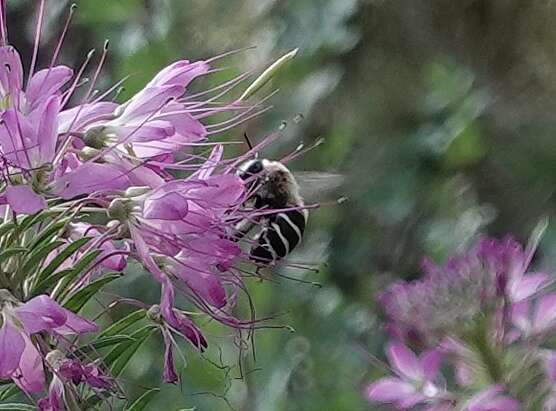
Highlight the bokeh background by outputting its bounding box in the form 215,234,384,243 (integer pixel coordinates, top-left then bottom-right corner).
7,0,556,410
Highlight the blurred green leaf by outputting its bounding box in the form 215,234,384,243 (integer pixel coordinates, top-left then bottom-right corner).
0,404,35,411
124,388,160,411
105,325,157,377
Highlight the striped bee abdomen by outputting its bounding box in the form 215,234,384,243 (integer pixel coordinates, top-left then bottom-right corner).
250,209,308,263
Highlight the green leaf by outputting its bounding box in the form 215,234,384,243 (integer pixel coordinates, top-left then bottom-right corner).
80,335,135,353
63,272,121,312
54,249,103,300
33,237,94,294
0,247,27,265
7,211,51,242
97,309,146,339
0,222,17,241
38,237,93,281
124,388,160,411
33,267,75,296
0,404,36,411
0,384,19,401
105,325,156,377
16,240,64,280
27,218,69,250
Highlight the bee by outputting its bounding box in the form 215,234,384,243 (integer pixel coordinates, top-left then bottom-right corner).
235,158,308,265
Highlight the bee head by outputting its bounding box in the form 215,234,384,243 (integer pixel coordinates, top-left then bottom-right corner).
236,159,264,181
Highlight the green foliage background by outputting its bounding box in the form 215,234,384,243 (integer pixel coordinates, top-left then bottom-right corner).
8,0,556,410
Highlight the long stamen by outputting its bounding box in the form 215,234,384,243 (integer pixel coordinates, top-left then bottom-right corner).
49,3,77,68
31,3,78,105
61,49,95,108
26,0,45,88
0,0,7,46
181,71,252,103
92,75,130,103
207,105,272,135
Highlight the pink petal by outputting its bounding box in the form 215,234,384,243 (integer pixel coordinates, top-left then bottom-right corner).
58,102,117,134
0,319,24,377
172,259,226,309
51,163,132,199
157,109,206,142
145,60,209,89
511,300,531,334
119,85,183,123
15,295,67,333
0,46,23,98
5,185,46,214
194,144,223,180
510,272,548,302
26,66,73,108
143,191,189,220
0,109,35,169
108,121,175,143
12,334,45,394
420,349,442,381
53,308,97,335
160,281,207,350
162,329,178,384
534,293,556,333
188,174,245,210
366,377,417,403
28,96,60,164
545,350,556,382
387,342,423,381
107,154,164,189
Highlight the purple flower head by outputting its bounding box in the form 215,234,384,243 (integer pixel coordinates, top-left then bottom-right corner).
0,290,96,393
38,350,113,411
146,280,208,383
0,0,261,216
379,236,545,344
366,341,446,409
59,359,113,391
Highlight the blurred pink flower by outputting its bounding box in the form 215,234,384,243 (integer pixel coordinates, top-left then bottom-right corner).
366,342,444,409
462,386,519,411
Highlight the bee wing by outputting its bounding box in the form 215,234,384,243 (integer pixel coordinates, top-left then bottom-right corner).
293,171,345,203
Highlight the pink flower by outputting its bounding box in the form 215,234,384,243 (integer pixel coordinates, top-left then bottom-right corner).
511,292,556,338
0,46,71,113
366,342,444,409
462,385,520,411
0,292,96,393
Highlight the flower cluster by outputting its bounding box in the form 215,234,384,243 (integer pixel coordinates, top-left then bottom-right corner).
367,230,556,410
0,1,305,409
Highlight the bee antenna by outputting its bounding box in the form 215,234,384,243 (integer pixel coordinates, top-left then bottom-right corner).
243,132,254,150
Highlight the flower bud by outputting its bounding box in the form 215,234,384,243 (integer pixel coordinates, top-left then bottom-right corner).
82,126,109,149
147,304,162,323
78,146,101,161
107,198,133,221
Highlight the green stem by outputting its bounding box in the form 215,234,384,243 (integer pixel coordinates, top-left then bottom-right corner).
468,316,503,383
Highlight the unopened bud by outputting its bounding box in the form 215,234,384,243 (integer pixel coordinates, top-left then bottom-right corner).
107,198,132,221
239,48,298,101
146,304,162,323
79,146,101,161
82,126,109,149
46,350,66,369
